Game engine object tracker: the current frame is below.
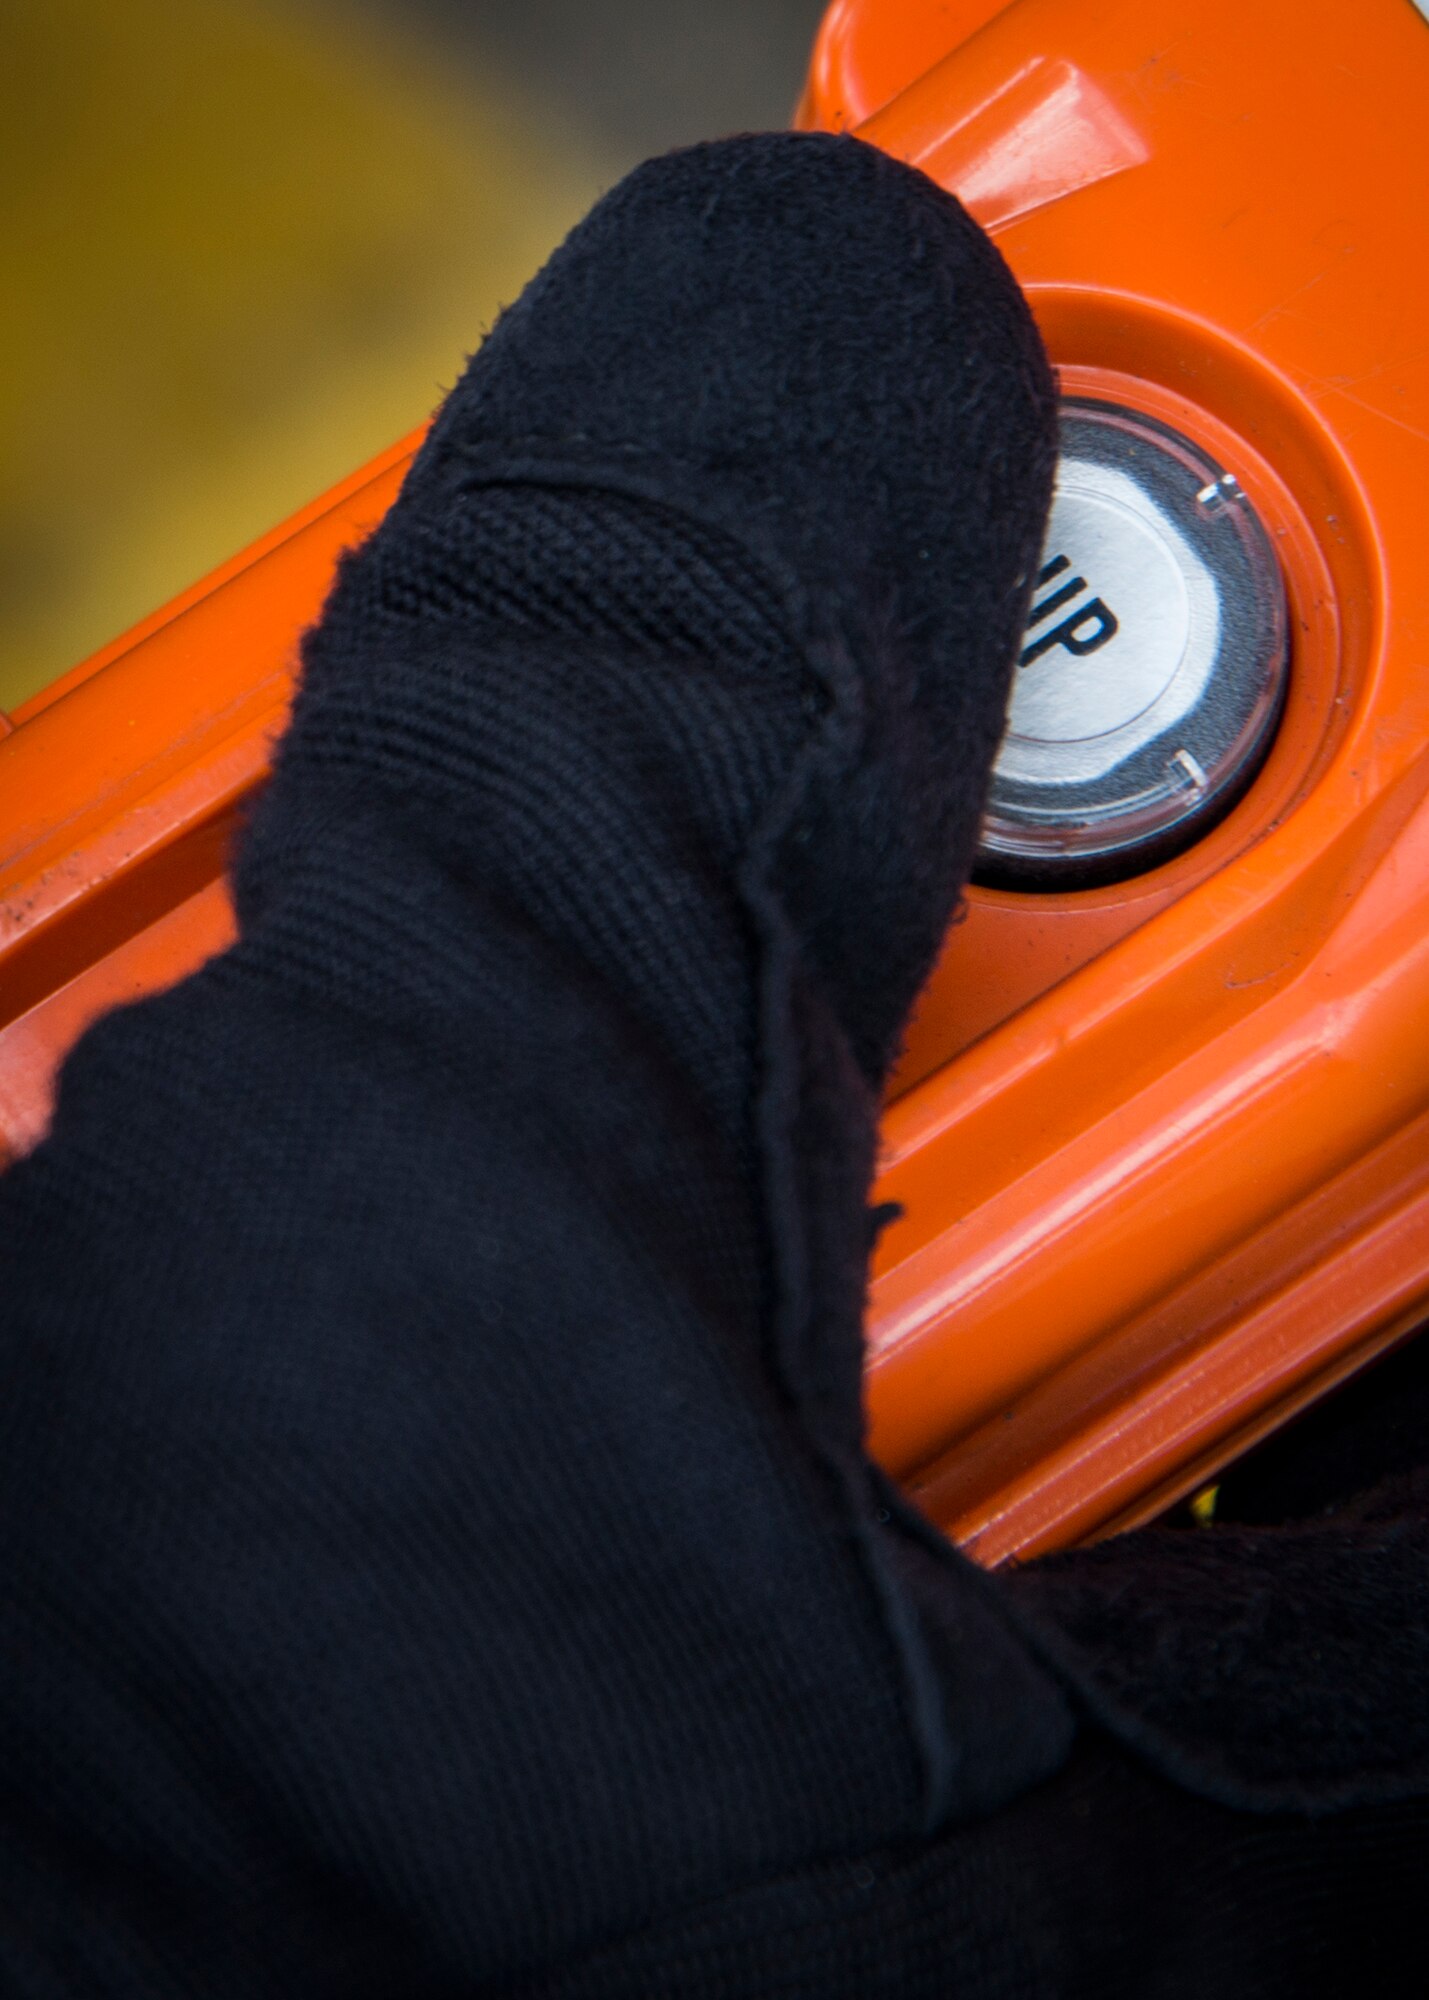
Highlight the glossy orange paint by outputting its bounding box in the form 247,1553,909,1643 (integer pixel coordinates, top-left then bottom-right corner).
3,0,1428,1561
816,0,1429,1553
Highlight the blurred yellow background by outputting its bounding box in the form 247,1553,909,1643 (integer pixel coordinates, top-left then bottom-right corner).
4,0,823,710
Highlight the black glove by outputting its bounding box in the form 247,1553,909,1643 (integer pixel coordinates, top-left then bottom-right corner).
0,133,1424,1998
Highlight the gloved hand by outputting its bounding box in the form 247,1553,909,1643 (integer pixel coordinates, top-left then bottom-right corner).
0,133,1424,1999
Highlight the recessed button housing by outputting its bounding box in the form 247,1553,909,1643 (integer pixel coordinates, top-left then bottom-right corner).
977,399,1289,888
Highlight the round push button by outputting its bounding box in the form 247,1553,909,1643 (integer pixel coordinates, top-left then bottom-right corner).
977,400,1288,888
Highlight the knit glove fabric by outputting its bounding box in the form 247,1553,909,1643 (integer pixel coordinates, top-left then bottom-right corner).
0,134,1067,1995
1,132,1425,1998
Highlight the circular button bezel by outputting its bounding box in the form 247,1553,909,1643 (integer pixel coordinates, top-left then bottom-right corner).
977,399,1290,890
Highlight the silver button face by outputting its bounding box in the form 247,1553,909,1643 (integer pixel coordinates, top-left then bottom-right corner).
977,400,1288,889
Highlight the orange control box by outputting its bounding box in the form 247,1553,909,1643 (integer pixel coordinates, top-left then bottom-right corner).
4,0,1428,1562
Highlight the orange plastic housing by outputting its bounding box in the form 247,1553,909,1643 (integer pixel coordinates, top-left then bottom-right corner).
4,0,1429,1561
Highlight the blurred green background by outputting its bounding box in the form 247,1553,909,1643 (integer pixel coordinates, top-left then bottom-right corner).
4,0,826,710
